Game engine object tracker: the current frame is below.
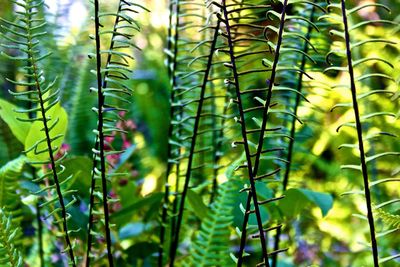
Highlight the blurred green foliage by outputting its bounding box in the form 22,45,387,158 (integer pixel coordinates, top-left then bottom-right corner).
0,0,399,266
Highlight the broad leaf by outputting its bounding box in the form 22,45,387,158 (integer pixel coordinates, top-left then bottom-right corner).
0,99,30,143
187,189,208,219
279,188,333,217
24,103,68,162
111,193,163,220
59,156,92,196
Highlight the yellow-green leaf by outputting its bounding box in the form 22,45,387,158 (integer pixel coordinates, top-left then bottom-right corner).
0,99,30,143
24,103,68,162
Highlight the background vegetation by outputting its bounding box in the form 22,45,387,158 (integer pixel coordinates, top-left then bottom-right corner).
0,0,399,266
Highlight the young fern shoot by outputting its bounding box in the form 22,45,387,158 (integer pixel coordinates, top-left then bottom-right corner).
185,179,240,267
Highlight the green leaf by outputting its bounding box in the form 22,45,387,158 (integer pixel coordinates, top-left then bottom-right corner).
110,193,163,220
59,156,92,196
0,99,30,143
119,222,149,240
24,103,68,162
124,242,158,262
0,156,26,210
187,189,208,219
278,188,333,217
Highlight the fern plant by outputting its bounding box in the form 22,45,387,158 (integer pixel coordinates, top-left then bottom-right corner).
86,0,147,266
212,0,323,265
0,0,398,266
0,156,26,215
0,208,23,267
185,179,239,267
160,0,231,265
0,156,26,256
324,0,398,265
1,0,76,264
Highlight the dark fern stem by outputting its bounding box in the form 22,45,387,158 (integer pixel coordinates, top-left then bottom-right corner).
34,41,76,267
86,2,124,265
169,1,183,249
91,0,115,265
85,146,98,265
271,3,318,267
27,44,44,267
24,2,76,263
86,0,147,264
222,0,290,265
339,0,379,265
168,19,222,267
218,0,278,265
159,0,181,265
209,79,218,204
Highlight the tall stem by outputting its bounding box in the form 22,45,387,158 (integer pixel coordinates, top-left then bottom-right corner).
27,34,44,267
86,2,123,265
340,1,379,265
26,6,76,264
220,0,275,265
93,0,114,265
272,4,316,267
168,20,221,267
159,1,181,265
234,1,289,265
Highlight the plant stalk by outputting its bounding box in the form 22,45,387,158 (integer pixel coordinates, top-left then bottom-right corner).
340,1,379,265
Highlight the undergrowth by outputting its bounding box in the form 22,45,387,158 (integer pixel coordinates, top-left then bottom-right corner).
0,0,398,266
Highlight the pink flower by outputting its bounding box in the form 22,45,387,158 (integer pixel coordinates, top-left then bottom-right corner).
61,143,71,151
105,135,115,144
122,140,131,149
125,119,136,130
107,154,120,166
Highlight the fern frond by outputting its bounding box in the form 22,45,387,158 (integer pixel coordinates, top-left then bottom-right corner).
374,207,400,263
1,0,76,264
210,0,327,265
0,208,23,267
185,180,239,267
375,208,400,229
374,207,400,264
324,1,398,265
86,0,146,265
0,156,26,225
168,11,225,263
160,1,232,265
270,2,325,266
165,2,233,264
216,1,279,265
159,1,184,265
